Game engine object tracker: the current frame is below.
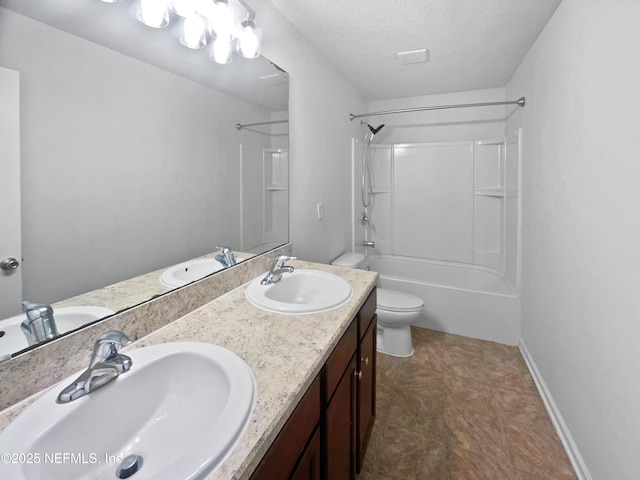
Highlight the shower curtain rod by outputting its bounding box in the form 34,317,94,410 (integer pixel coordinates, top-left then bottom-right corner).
235,119,288,130
349,97,525,121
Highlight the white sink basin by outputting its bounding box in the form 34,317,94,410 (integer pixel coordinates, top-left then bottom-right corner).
246,269,352,314
160,257,243,288
0,306,115,358
0,342,256,480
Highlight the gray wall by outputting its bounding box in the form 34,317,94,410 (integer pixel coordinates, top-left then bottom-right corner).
507,0,640,478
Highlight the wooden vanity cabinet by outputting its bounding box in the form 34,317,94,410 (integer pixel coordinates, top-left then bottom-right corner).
250,376,321,480
324,288,377,479
250,287,377,480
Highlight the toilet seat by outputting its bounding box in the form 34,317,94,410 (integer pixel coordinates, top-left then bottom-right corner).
377,288,423,312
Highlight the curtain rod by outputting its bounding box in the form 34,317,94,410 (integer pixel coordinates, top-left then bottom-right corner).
349,97,525,121
236,119,288,130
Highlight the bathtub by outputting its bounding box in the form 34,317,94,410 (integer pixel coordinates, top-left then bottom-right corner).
365,254,520,346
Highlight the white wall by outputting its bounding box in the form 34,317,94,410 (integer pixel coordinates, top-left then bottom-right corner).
250,0,367,264
506,0,640,478
367,88,507,145
0,9,270,306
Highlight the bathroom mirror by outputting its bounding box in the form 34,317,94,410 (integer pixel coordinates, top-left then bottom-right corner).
0,0,289,357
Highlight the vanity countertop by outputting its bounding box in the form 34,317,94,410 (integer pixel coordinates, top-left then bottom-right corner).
0,260,377,480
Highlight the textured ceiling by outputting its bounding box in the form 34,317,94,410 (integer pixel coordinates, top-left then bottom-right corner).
268,0,563,100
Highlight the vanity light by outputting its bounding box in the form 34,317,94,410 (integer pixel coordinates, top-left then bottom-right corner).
208,0,235,41
236,17,260,58
179,15,207,49
210,36,233,64
169,0,199,17
100,0,261,63
136,0,170,28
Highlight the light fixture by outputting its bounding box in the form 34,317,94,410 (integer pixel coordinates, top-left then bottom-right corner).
210,36,233,64
179,15,207,49
136,0,170,28
208,0,235,41
169,0,198,17
104,0,261,64
236,17,260,58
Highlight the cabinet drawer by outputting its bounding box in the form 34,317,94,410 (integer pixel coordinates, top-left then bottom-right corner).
250,375,321,480
358,288,377,340
325,320,357,403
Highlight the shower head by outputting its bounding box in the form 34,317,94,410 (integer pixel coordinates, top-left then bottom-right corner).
367,124,385,135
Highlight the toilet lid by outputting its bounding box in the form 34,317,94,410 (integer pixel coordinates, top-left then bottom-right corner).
377,288,424,312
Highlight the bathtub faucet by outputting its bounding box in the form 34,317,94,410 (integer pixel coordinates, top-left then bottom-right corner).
359,240,375,248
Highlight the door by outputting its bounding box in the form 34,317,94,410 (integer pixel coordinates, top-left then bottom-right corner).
0,66,22,318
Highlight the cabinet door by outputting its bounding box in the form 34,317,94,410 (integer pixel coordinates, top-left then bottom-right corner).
251,377,321,480
356,318,377,473
325,354,356,480
290,427,321,480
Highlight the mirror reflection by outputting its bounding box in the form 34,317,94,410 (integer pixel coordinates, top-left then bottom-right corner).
0,0,289,358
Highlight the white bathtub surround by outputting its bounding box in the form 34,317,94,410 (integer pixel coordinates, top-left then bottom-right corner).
353,135,521,280
368,254,520,346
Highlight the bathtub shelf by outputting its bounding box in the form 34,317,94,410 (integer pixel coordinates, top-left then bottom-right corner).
266,184,288,191
474,188,505,197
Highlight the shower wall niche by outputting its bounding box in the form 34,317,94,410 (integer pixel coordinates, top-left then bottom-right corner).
353,129,521,286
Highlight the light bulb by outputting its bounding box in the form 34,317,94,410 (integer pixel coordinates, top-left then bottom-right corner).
169,0,197,17
137,0,170,28
208,0,235,41
180,15,207,49
210,37,233,64
237,19,260,58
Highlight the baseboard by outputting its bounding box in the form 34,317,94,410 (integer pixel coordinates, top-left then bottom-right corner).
518,340,593,480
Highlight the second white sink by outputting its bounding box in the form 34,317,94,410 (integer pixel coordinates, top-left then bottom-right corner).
160,257,244,288
246,269,352,314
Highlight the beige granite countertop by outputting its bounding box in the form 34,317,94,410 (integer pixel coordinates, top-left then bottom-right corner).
54,250,256,314
0,260,377,480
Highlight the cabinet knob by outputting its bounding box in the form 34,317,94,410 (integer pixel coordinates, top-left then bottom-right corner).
354,370,362,380
361,357,369,365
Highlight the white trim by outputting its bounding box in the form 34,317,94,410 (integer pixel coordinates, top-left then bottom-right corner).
519,340,593,480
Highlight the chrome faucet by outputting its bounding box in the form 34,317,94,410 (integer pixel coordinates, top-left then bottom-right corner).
57,330,133,404
215,245,237,267
21,301,59,346
261,255,296,285
359,240,375,248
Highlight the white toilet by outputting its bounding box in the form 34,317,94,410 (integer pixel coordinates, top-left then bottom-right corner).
331,252,424,357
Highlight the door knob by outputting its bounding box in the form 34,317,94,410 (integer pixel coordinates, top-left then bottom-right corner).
0,257,19,271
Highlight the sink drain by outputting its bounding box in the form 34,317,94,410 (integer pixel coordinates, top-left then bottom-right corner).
116,454,143,479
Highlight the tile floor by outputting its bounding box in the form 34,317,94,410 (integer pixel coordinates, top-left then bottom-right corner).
359,326,577,480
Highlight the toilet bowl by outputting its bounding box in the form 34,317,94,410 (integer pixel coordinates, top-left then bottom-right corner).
331,252,424,357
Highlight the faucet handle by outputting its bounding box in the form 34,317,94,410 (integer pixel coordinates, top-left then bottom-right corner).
274,255,296,268
216,246,237,266
91,330,132,366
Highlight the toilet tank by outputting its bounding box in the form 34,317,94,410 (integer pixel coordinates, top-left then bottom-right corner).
331,252,366,269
